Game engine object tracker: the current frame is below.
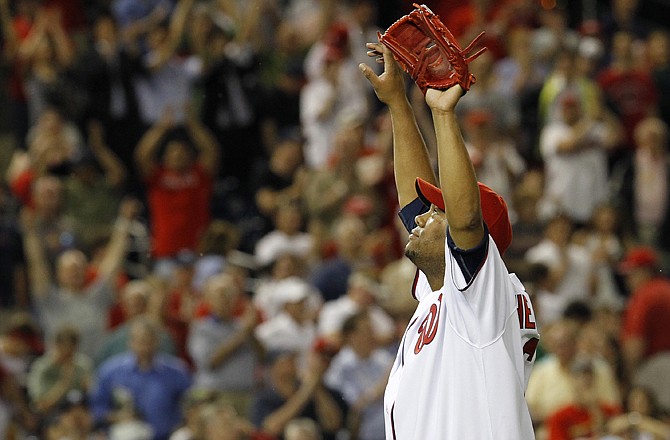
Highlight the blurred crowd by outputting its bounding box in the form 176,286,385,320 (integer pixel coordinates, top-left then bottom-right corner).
0,0,670,439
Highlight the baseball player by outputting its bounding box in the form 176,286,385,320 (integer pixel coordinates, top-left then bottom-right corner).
359,43,540,439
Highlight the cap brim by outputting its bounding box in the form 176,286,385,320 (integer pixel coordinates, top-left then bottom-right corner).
415,178,445,211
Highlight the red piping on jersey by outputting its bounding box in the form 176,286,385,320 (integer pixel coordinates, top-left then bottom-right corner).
411,269,420,300
401,316,418,366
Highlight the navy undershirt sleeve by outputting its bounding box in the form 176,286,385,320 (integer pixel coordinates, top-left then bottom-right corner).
398,198,489,283
447,225,489,283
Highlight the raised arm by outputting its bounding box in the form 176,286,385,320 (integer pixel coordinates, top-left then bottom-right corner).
184,109,220,177
44,8,75,67
0,0,18,61
95,198,141,282
206,304,259,370
359,42,436,208
20,208,53,298
87,121,127,188
134,112,173,178
426,86,485,250
147,0,195,71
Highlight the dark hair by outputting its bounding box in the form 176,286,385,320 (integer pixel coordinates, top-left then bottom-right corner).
158,126,196,158
341,311,369,337
562,300,592,323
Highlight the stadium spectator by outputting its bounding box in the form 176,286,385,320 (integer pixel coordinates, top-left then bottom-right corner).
254,277,319,359
323,311,392,440
187,273,262,418
610,117,670,259
95,279,177,367
597,30,658,151
525,214,596,319
61,121,126,251
526,319,621,428
250,348,345,440
254,202,314,269
90,317,192,440
134,107,219,273
26,326,92,416
545,356,622,440
21,197,139,358
317,271,394,346
618,246,670,382
537,92,622,224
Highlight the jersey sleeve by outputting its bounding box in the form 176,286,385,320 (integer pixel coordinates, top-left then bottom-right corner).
443,237,520,347
510,273,541,386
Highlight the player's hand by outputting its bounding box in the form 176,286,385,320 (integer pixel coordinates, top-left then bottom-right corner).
359,42,407,106
425,84,465,114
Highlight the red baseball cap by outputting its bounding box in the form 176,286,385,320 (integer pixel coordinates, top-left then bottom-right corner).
415,178,513,254
618,246,659,273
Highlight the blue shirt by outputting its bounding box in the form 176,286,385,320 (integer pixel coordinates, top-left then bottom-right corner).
90,352,192,440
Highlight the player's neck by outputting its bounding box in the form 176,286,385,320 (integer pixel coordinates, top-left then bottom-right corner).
426,272,445,291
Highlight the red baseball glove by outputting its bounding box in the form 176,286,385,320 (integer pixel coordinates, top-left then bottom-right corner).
378,3,487,93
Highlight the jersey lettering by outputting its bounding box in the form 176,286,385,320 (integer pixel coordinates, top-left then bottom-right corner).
523,337,539,362
516,293,539,362
516,293,537,330
414,294,442,354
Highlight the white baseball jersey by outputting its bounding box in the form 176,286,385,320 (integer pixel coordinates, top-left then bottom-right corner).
384,236,540,439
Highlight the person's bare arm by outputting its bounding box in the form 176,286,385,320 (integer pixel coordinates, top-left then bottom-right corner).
185,109,220,177
360,42,436,208
426,86,485,250
20,208,52,298
45,8,74,67
31,362,77,414
262,352,335,436
95,198,141,282
312,383,344,433
261,381,318,435
207,305,258,369
622,336,646,383
230,0,265,48
147,0,195,71
88,121,127,188
17,12,48,62
134,112,173,178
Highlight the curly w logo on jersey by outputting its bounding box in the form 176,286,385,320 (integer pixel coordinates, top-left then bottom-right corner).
414,294,443,354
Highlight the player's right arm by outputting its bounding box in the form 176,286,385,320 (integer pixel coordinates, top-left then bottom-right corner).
426,86,485,251
360,42,436,208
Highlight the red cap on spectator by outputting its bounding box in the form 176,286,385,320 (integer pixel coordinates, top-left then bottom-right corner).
415,178,513,254
618,246,659,273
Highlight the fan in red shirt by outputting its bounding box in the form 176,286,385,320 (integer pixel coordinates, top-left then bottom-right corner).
597,31,658,149
546,357,622,440
134,108,219,270
618,246,670,382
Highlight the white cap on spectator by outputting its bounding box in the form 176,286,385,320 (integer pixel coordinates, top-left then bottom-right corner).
275,276,312,306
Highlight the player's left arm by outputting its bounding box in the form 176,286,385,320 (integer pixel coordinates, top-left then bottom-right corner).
425,86,485,251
